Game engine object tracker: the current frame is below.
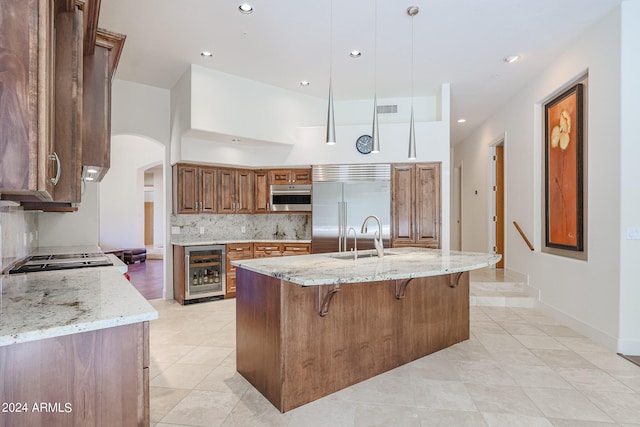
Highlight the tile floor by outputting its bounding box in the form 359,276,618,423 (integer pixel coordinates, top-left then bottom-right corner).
148,276,640,427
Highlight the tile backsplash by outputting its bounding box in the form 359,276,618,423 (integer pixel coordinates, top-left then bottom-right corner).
0,207,39,271
171,214,311,243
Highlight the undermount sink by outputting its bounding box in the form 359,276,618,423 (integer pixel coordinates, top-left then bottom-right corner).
329,250,397,260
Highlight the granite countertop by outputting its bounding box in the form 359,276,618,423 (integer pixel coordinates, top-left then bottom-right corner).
231,247,501,286
172,239,311,246
0,247,158,347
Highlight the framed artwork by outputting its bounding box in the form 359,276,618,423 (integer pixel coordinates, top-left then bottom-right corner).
544,83,584,252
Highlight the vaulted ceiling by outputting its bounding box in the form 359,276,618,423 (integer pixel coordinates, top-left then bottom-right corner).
99,0,622,145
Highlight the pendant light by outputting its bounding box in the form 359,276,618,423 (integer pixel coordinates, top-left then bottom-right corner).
371,0,380,153
407,6,419,159
326,0,336,145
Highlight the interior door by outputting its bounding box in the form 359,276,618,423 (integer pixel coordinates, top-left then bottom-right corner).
495,145,505,268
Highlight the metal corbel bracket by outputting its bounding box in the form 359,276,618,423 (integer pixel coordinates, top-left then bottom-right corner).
318,284,341,317
449,272,464,288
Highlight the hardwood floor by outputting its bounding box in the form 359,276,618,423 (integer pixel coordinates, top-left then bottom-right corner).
127,259,163,300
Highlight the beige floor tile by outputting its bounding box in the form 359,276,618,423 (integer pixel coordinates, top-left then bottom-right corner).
502,364,572,389
513,334,568,350
195,364,252,395
222,388,291,427
481,412,554,426
331,374,416,407
177,345,234,366
466,384,542,416
555,367,635,393
523,388,613,422
151,363,215,389
499,322,546,336
583,390,640,424
418,408,487,426
411,380,477,412
287,397,356,427
150,343,197,365
453,360,518,386
548,420,617,426
530,349,598,369
578,352,640,373
160,389,241,427
149,386,190,422
353,403,420,427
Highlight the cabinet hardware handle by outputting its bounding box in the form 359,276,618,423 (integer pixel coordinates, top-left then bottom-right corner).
48,152,61,185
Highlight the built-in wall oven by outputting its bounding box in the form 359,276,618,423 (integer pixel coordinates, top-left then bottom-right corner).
184,245,226,302
270,184,312,212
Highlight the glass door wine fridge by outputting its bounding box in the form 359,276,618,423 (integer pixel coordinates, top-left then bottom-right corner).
184,245,226,301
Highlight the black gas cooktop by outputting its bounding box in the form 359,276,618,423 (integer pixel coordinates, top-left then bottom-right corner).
8,252,113,274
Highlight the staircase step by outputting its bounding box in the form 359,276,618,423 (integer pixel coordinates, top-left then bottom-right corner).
469,267,538,308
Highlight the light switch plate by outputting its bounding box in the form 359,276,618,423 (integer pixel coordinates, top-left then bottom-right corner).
171,226,181,235
200,227,205,234
626,227,640,240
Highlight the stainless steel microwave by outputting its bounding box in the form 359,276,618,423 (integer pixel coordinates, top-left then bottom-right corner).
270,184,312,212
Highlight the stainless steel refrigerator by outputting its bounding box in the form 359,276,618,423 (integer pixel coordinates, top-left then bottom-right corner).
312,164,391,254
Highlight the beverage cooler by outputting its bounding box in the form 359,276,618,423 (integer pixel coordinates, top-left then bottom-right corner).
184,245,226,301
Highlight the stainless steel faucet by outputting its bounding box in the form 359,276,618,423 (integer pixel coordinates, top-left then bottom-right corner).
360,215,384,258
347,227,358,260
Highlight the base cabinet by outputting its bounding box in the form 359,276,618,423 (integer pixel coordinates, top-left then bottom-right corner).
225,243,253,298
0,322,149,427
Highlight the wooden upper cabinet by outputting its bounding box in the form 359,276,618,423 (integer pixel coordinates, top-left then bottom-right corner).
0,0,56,200
254,170,270,213
82,28,126,182
415,163,441,246
218,168,253,214
391,163,441,249
391,165,416,244
270,168,311,185
52,5,84,204
173,163,217,214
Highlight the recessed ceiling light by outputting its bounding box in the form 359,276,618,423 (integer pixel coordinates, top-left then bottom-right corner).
503,55,520,64
200,50,213,57
300,81,310,87
457,119,466,123
349,50,362,58
238,4,253,13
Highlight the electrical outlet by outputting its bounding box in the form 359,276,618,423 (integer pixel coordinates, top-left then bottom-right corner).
171,226,181,235
241,226,246,233
200,227,205,234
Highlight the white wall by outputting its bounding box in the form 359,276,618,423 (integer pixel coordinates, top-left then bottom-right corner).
38,182,100,247
618,0,640,354
99,135,164,250
454,7,629,350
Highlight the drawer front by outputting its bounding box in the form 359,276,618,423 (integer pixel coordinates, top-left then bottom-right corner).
254,243,283,258
281,243,310,256
226,243,253,258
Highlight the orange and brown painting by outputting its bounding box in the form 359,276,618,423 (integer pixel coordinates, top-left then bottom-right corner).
546,85,583,250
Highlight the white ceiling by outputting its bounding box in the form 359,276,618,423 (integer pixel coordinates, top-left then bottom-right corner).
98,0,621,145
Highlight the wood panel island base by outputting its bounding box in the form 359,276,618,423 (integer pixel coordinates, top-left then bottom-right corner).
234,248,500,412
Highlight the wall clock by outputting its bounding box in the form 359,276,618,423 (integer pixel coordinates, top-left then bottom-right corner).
355,134,373,154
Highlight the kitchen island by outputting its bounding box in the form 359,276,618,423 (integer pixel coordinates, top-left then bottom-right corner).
232,247,500,412
0,248,158,427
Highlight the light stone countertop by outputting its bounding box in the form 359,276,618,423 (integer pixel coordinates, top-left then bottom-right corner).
231,247,501,286
172,239,311,246
0,248,157,347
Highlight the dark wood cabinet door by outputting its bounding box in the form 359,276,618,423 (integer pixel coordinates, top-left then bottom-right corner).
235,169,254,213
174,164,199,214
217,168,235,214
200,167,217,213
0,0,55,200
52,7,83,203
415,163,441,247
391,164,416,244
254,170,270,213
226,243,253,296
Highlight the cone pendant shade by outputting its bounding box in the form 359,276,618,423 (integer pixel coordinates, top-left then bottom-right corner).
371,96,380,153
326,79,336,145
408,106,416,159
